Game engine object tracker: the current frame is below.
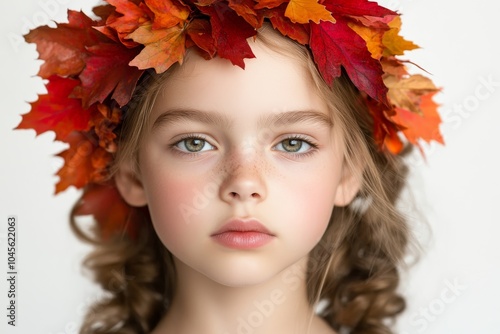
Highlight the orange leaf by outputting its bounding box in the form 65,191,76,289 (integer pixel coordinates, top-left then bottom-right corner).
55,132,113,193
145,0,190,30
382,16,419,56
349,22,384,59
285,0,335,24
128,23,186,73
391,92,444,145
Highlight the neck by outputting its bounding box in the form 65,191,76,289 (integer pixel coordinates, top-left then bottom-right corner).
152,256,333,334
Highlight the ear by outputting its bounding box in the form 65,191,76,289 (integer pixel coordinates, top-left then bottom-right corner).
333,165,363,207
114,161,148,207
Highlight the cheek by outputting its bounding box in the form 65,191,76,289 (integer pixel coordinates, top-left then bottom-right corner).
142,171,205,248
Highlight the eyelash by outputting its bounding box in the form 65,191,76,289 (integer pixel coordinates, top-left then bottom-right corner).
169,133,319,158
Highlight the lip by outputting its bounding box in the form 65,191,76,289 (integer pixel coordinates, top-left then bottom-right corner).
211,218,275,249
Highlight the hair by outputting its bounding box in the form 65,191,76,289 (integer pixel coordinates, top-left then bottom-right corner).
71,24,412,334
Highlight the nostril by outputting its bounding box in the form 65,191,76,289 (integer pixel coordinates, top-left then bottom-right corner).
251,193,260,198
230,192,238,197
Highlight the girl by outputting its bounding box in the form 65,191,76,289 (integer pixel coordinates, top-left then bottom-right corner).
17,0,442,333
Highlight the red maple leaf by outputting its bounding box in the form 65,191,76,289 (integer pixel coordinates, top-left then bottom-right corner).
310,18,388,104
73,43,143,108
199,2,257,68
55,131,112,193
228,0,262,28
263,4,310,45
323,0,396,18
186,19,217,58
16,76,94,141
24,10,105,78
74,182,139,240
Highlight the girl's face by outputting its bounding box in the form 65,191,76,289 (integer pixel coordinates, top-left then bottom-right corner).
119,39,359,287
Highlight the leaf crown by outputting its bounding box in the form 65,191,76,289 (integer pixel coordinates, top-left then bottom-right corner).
17,0,443,238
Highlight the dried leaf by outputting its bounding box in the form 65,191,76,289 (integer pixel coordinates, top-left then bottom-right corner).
323,0,396,18
55,132,112,193
16,76,93,141
310,19,388,104
391,92,444,145
383,16,419,56
74,182,138,240
145,0,190,29
128,23,186,73
24,10,104,78
186,19,217,58
285,0,335,24
199,2,256,68
254,0,288,9
73,42,143,107
385,74,438,113
97,0,151,46
264,4,310,45
228,0,263,28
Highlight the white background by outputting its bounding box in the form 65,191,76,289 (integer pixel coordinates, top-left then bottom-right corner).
1,0,499,333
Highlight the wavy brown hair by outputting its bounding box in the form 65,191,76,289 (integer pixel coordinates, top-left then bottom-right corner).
71,24,411,334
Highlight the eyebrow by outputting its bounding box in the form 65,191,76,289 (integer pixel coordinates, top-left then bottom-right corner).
152,108,333,130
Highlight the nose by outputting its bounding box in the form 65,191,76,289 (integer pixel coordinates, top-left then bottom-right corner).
219,155,267,204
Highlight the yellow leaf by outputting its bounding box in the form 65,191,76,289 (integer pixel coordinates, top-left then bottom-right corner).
285,0,335,24
349,22,384,59
383,16,419,56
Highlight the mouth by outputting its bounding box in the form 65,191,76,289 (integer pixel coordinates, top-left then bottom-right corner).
211,218,275,249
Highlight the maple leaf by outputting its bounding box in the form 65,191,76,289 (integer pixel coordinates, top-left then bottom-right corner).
323,0,396,19
285,0,335,24
199,2,256,68
73,42,143,108
55,131,112,193
384,74,438,114
365,98,403,154
391,92,444,145
264,4,310,45
348,22,385,59
128,23,186,73
90,104,122,153
97,0,152,47
24,10,104,78
254,0,288,9
74,182,138,240
310,19,388,104
16,76,93,141
145,0,190,30
382,16,419,56
382,57,409,78
186,19,217,58
228,0,262,28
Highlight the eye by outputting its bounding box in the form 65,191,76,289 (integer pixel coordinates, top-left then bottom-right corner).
274,136,317,154
173,135,215,153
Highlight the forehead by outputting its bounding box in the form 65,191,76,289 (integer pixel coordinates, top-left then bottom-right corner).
150,38,330,123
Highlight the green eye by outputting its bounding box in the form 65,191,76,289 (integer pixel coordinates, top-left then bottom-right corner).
275,138,312,153
175,136,215,153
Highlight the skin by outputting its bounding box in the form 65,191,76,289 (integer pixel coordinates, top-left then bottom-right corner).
116,36,360,334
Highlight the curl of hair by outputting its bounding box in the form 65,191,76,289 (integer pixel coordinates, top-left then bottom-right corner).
72,24,412,334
